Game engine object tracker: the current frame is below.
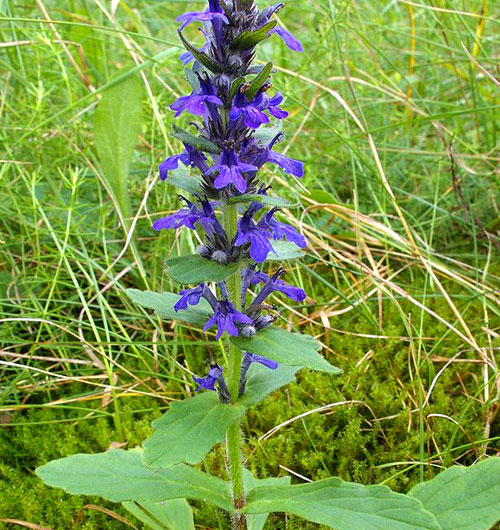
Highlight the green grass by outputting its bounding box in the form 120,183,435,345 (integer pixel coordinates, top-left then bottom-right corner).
1,0,499,528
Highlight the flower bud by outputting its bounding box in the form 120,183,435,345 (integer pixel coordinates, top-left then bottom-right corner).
196,244,212,258
211,250,228,264
240,324,256,338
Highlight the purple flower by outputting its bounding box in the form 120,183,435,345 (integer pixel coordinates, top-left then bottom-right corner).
207,149,258,193
170,91,223,118
234,203,276,262
152,196,216,232
159,145,210,181
251,268,306,306
171,75,223,118
177,10,228,31
203,300,253,340
194,362,230,402
238,351,278,397
261,133,303,177
246,352,279,370
259,208,307,248
180,50,194,65
266,149,303,177
159,153,185,181
179,41,210,65
229,91,270,129
263,91,289,119
270,26,303,52
193,363,223,391
174,284,207,311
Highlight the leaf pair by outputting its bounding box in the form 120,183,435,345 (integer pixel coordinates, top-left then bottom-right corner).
37,452,500,529
143,364,298,469
245,458,500,530
127,288,340,374
163,244,304,286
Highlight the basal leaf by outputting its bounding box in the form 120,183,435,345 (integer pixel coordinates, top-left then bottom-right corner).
409,457,500,530
126,289,212,326
240,363,299,406
243,469,290,530
172,124,220,154
36,449,232,512
165,255,238,284
123,499,195,530
94,73,142,220
232,328,340,374
143,392,244,469
244,477,441,530
267,240,305,261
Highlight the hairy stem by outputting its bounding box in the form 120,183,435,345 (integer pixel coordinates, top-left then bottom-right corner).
223,202,247,529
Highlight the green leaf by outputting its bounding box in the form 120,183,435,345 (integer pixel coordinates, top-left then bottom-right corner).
267,240,305,261
232,328,340,374
178,30,224,73
244,477,441,530
165,255,239,284
36,449,233,512
94,73,142,219
243,470,291,530
244,62,273,101
230,21,277,51
122,499,195,530
143,392,244,469
240,364,299,406
227,193,292,207
185,68,200,92
408,457,500,530
166,166,203,195
126,289,212,326
172,124,220,154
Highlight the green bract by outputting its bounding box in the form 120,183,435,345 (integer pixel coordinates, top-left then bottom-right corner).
232,327,341,373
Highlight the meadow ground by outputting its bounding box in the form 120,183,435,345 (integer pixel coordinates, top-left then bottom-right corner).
0,0,499,528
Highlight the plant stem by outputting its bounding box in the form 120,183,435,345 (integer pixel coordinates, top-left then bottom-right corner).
223,202,247,530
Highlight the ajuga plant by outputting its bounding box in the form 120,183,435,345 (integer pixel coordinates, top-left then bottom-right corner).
36,2,500,529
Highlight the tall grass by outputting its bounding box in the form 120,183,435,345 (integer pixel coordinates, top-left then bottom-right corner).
1,0,499,527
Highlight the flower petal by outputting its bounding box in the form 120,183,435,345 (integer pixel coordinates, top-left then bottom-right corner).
271,26,303,52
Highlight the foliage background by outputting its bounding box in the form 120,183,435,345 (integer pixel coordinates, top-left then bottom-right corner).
0,0,499,528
